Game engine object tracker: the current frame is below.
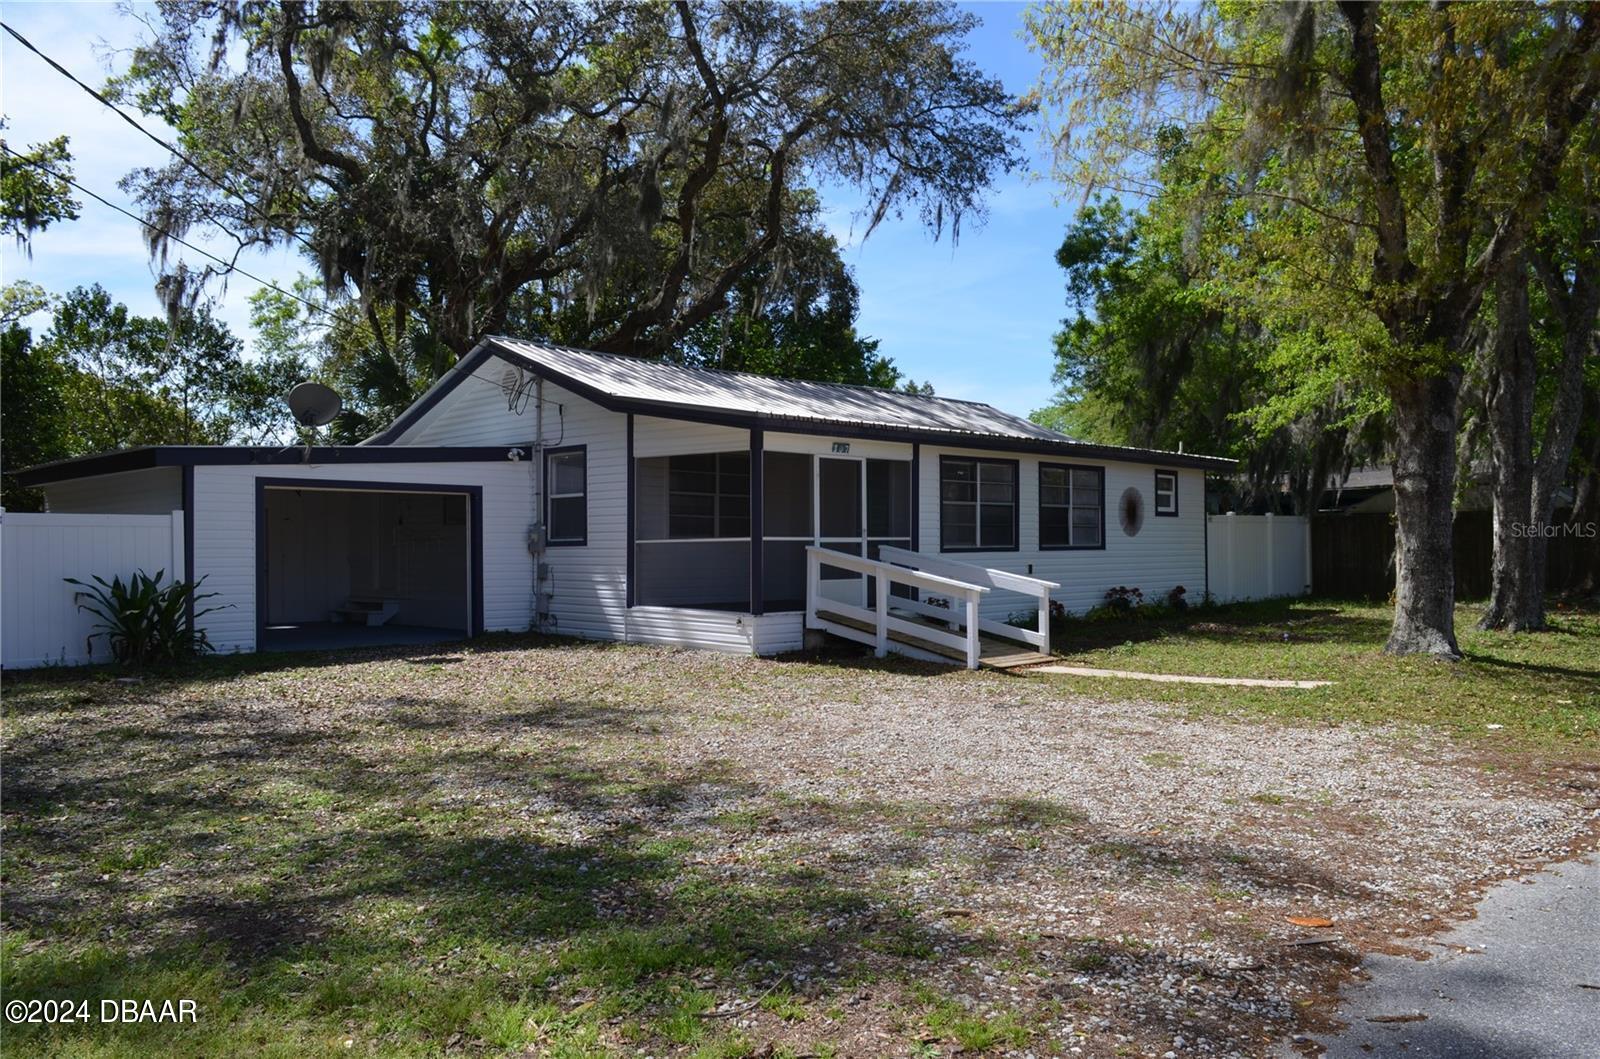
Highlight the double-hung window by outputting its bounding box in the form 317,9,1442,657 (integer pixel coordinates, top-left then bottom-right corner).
546,447,587,545
1153,470,1179,516
1039,464,1103,549
940,456,1018,551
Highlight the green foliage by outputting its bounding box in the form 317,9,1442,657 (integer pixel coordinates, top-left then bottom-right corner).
115,0,1024,366
0,124,79,252
1030,194,1382,511
63,571,224,666
1,286,70,510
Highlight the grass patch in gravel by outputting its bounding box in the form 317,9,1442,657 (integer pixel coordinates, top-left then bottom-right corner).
1047,597,1600,748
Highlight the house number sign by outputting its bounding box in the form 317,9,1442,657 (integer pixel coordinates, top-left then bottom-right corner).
831,442,850,453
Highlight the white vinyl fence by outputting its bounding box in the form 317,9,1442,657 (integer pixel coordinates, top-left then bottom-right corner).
1207,513,1310,604
1,509,186,669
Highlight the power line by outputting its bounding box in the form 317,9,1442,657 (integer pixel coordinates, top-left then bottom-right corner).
3,144,560,419
0,19,316,253
1,143,329,316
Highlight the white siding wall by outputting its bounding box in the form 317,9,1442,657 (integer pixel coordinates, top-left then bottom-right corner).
635,416,747,458
1,511,186,668
191,461,534,653
391,372,629,642
918,447,1207,619
42,468,182,514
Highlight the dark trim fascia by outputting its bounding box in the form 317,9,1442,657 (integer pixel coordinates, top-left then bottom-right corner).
937,454,1021,554
1038,462,1108,552
910,442,920,552
625,415,636,608
254,477,485,645
182,464,196,629
749,427,764,615
1153,468,1180,517
478,344,1237,472
18,443,530,486
543,445,588,547
365,342,499,444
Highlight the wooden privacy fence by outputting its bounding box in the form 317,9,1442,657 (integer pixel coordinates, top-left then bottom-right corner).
1206,514,1311,603
1311,509,1594,600
0,509,187,669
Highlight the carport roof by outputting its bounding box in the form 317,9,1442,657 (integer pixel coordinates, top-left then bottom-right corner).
14,445,528,486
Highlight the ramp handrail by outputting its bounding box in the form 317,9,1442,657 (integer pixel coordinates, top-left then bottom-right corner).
804,546,988,668
874,546,1055,654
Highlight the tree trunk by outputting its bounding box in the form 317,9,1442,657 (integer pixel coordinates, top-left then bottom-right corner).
1570,390,1600,597
1479,260,1538,631
1386,370,1464,658
1525,254,1600,624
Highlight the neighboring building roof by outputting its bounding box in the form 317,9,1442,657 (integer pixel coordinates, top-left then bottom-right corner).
375,335,1237,470
14,445,528,486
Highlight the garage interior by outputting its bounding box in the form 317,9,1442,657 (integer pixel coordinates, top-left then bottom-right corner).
260,486,472,652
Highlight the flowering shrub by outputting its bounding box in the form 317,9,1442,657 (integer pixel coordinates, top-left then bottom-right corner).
1103,585,1144,612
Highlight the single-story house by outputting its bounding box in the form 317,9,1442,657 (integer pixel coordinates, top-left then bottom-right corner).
16,336,1236,665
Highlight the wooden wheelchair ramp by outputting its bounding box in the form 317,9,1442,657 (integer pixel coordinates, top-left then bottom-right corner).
815,608,1051,669
805,547,1058,670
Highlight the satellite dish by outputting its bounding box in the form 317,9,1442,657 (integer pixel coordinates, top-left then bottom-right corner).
287,382,342,427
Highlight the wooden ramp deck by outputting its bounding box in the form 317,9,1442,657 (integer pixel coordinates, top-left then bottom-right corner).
815,608,1052,670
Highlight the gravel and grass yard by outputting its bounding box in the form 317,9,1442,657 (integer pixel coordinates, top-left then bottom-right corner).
2,599,1596,1058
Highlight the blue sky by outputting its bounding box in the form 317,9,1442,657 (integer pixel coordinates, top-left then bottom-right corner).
1,1,1073,416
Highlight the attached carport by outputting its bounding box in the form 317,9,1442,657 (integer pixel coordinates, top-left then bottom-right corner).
257,478,481,652
15,445,532,660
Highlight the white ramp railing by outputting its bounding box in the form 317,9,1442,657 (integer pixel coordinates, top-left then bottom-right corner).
876,546,1058,654
804,546,989,668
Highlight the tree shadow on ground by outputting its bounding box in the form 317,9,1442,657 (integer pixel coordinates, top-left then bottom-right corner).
1,691,986,1055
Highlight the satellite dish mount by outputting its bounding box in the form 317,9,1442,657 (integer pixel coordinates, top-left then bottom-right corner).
287,382,342,430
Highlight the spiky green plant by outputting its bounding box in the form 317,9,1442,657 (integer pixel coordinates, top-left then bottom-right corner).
64,570,225,666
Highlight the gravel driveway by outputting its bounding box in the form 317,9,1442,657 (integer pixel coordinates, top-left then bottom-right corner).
5,640,1596,1058
461,645,1598,1055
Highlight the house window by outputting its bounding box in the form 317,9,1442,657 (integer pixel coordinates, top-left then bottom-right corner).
546,447,587,545
667,452,750,538
940,456,1017,551
1154,470,1179,516
1040,464,1104,549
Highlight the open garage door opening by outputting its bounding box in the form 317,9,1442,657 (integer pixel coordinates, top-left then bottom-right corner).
258,483,478,652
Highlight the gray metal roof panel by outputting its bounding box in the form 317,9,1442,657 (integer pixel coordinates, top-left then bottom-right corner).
488,335,1073,442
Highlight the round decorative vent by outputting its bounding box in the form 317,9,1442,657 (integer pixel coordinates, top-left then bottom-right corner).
1119,487,1145,537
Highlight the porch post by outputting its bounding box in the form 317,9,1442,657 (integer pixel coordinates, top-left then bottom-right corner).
910,442,920,552
625,414,635,609
749,427,764,615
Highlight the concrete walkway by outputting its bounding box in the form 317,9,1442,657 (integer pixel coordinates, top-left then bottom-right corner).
1028,664,1331,689
1290,855,1599,1058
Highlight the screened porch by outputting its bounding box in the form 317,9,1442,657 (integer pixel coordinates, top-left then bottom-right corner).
631,447,913,614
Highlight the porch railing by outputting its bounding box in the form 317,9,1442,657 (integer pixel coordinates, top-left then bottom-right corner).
804,546,989,668
875,546,1058,655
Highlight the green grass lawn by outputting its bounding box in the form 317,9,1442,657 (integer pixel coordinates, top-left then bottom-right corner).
1045,597,1600,750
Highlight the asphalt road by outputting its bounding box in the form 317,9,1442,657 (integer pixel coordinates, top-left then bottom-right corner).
1291,855,1598,1058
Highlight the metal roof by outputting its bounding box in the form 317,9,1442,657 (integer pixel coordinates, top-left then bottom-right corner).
479,337,1235,470
487,336,1074,442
